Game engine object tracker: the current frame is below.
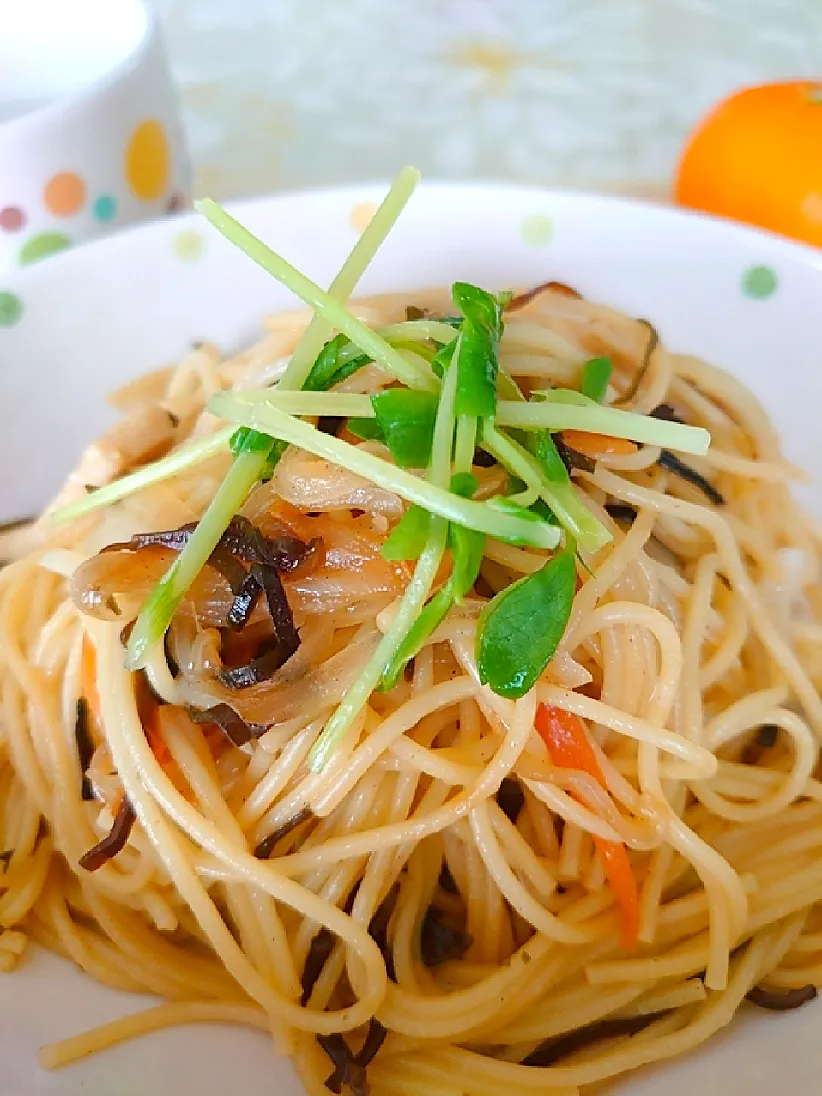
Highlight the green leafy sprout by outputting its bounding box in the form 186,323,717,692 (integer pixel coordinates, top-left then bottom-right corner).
48,168,714,770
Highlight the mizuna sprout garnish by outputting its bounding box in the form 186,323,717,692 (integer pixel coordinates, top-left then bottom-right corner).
50,167,716,772
125,167,423,669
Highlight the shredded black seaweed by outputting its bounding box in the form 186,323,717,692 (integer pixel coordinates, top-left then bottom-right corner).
209,542,248,593
104,516,313,573
0,516,35,534
317,1034,367,1096
438,862,459,894
318,1019,388,1096
218,639,294,688
521,1011,670,1067
473,447,497,468
658,451,725,506
219,559,302,688
747,984,818,1011
79,797,136,872
74,697,96,801
189,703,267,747
302,885,396,1012
496,778,525,824
318,416,345,437
554,435,596,474
355,1019,388,1069
368,885,398,982
255,807,313,861
105,523,196,552
255,564,300,650
301,927,336,1006
605,502,638,525
226,570,264,629
506,281,582,312
219,515,315,571
757,724,780,749
616,320,658,407
220,558,303,686
650,403,685,424
420,907,473,967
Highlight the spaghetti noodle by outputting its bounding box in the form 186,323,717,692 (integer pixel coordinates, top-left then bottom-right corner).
1,186,821,1096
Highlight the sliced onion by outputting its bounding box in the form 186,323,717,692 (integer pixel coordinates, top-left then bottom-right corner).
70,545,244,626
272,451,403,516
170,618,381,726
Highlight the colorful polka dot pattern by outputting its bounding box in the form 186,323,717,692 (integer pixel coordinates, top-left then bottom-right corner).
520,213,553,247
173,228,205,261
0,202,789,331
19,232,72,266
0,118,176,269
350,201,379,233
742,264,778,299
0,292,22,327
126,120,170,201
43,172,86,217
0,207,25,232
93,195,118,223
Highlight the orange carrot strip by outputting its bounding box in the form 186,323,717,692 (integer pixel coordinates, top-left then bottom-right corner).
560,430,639,459
535,703,640,947
81,636,101,729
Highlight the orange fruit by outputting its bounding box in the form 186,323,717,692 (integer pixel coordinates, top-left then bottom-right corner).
675,81,822,247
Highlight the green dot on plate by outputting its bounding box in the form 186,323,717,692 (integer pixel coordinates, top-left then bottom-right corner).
521,214,553,248
19,232,72,266
0,291,22,327
173,228,205,261
93,194,118,223
741,265,777,300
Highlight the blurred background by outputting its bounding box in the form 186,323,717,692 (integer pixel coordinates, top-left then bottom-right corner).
153,0,822,201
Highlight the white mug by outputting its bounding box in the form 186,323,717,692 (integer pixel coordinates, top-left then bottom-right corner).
0,0,190,273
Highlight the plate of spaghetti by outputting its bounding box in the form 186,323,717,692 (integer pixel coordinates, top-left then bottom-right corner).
1,173,822,1096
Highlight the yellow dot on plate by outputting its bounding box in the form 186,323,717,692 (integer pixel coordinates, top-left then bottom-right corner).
350,201,378,233
521,214,553,248
126,120,170,201
173,228,204,261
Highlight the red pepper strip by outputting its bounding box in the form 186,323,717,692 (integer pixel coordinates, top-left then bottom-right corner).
534,703,640,948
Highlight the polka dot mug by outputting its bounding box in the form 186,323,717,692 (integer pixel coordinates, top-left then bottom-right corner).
0,0,190,274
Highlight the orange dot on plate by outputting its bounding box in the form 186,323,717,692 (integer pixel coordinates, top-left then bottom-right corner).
126,120,170,201
43,172,86,217
350,202,378,233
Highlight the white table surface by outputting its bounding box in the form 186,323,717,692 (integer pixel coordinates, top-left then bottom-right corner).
153,0,822,200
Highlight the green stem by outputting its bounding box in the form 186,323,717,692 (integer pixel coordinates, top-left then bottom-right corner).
125,451,265,668
309,363,458,770
232,393,709,456
197,195,436,394
278,167,422,390
378,320,459,346
307,521,447,771
212,393,560,549
453,414,477,475
481,424,611,554
49,428,232,525
126,169,422,669
498,397,710,455
49,311,454,527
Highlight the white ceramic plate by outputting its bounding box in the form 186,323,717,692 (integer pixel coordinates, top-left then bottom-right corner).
1,183,821,1096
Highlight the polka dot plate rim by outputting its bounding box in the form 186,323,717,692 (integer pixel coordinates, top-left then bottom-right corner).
2,181,822,1096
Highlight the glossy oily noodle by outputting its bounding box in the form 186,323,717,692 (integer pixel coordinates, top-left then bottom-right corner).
1,284,821,1096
